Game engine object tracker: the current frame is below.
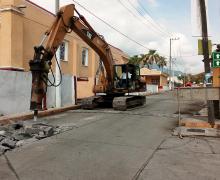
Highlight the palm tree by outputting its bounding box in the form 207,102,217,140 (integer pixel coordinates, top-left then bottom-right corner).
129,55,141,65
129,54,147,66
141,50,161,68
157,56,167,72
141,50,167,71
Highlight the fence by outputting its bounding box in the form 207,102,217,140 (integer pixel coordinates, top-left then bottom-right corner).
176,87,220,126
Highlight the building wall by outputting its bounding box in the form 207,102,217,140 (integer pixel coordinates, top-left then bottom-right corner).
0,70,76,115
144,76,160,85
0,0,24,69
160,75,168,86
143,75,167,86
0,0,99,99
0,70,31,115
0,0,129,101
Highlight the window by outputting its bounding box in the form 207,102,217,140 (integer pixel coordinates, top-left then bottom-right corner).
82,48,89,66
151,79,159,85
59,40,68,61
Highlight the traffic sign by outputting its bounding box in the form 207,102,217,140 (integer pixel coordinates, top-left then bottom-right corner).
212,52,220,68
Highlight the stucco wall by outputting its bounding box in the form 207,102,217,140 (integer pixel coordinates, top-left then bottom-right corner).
146,84,158,94
77,77,95,99
160,75,168,86
0,70,76,115
47,74,76,108
0,71,31,115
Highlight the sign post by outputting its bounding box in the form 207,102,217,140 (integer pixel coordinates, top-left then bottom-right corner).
212,51,220,87
212,52,220,68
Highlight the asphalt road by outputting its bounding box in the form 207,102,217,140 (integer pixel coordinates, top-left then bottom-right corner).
0,92,178,180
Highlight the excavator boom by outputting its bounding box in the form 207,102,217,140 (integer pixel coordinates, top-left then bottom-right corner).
29,4,114,111
29,4,146,118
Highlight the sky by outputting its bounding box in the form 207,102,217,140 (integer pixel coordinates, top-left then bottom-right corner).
29,0,220,74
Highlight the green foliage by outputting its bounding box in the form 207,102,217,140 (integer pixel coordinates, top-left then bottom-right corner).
129,55,141,65
177,73,204,84
129,50,167,71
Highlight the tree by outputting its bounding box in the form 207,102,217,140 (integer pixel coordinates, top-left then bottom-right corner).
129,50,167,71
157,56,167,72
141,50,167,70
129,55,141,65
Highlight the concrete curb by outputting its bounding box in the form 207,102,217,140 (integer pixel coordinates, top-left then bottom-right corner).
173,126,220,137
0,105,81,125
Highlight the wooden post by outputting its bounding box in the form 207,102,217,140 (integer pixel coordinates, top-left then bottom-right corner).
199,0,215,125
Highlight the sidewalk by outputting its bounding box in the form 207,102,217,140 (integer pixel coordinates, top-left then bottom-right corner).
136,96,220,180
136,136,220,180
0,105,80,125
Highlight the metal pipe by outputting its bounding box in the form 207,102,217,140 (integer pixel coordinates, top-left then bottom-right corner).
39,34,48,46
169,37,179,90
55,0,61,108
169,38,172,90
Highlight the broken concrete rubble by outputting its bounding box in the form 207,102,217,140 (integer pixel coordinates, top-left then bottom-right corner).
0,135,5,142
0,121,71,155
0,130,6,136
0,145,10,154
1,137,17,149
24,123,54,138
0,120,79,156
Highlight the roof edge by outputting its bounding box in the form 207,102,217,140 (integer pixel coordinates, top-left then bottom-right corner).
25,0,55,17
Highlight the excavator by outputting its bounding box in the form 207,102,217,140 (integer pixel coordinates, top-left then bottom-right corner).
29,4,146,119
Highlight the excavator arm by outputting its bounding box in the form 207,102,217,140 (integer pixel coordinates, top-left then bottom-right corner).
29,4,114,111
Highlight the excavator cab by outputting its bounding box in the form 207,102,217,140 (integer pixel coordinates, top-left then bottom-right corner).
113,64,143,92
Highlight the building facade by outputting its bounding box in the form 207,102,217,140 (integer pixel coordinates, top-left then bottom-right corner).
140,68,168,87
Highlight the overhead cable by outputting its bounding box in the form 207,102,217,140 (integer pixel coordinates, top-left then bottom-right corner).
126,0,171,38
118,0,168,40
134,0,173,37
72,0,152,51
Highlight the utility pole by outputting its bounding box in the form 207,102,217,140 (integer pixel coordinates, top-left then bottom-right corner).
55,0,61,108
55,0,60,13
169,37,179,90
199,0,215,125
169,38,172,90
172,58,176,89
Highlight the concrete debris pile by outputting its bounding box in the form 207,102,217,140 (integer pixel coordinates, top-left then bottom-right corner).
0,122,59,155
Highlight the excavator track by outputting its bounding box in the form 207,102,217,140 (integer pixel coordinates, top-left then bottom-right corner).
81,95,146,111
81,96,102,109
113,95,146,111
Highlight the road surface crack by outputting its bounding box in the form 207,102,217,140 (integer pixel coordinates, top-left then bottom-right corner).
3,154,20,180
131,138,167,180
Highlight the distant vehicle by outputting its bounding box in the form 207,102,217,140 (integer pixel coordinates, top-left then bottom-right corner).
185,82,192,87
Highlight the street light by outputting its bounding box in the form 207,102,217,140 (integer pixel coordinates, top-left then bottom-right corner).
169,37,180,90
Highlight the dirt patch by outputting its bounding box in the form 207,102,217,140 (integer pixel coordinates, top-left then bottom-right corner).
175,101,205,115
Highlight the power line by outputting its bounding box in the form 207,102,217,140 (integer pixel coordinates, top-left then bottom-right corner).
117,0,168,40
125,0,171,38
72,0,152,51
135,0,173,37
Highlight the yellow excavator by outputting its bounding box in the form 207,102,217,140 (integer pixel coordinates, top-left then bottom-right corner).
29,4,146,119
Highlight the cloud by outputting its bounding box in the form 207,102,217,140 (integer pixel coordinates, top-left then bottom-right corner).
145,0,159,7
